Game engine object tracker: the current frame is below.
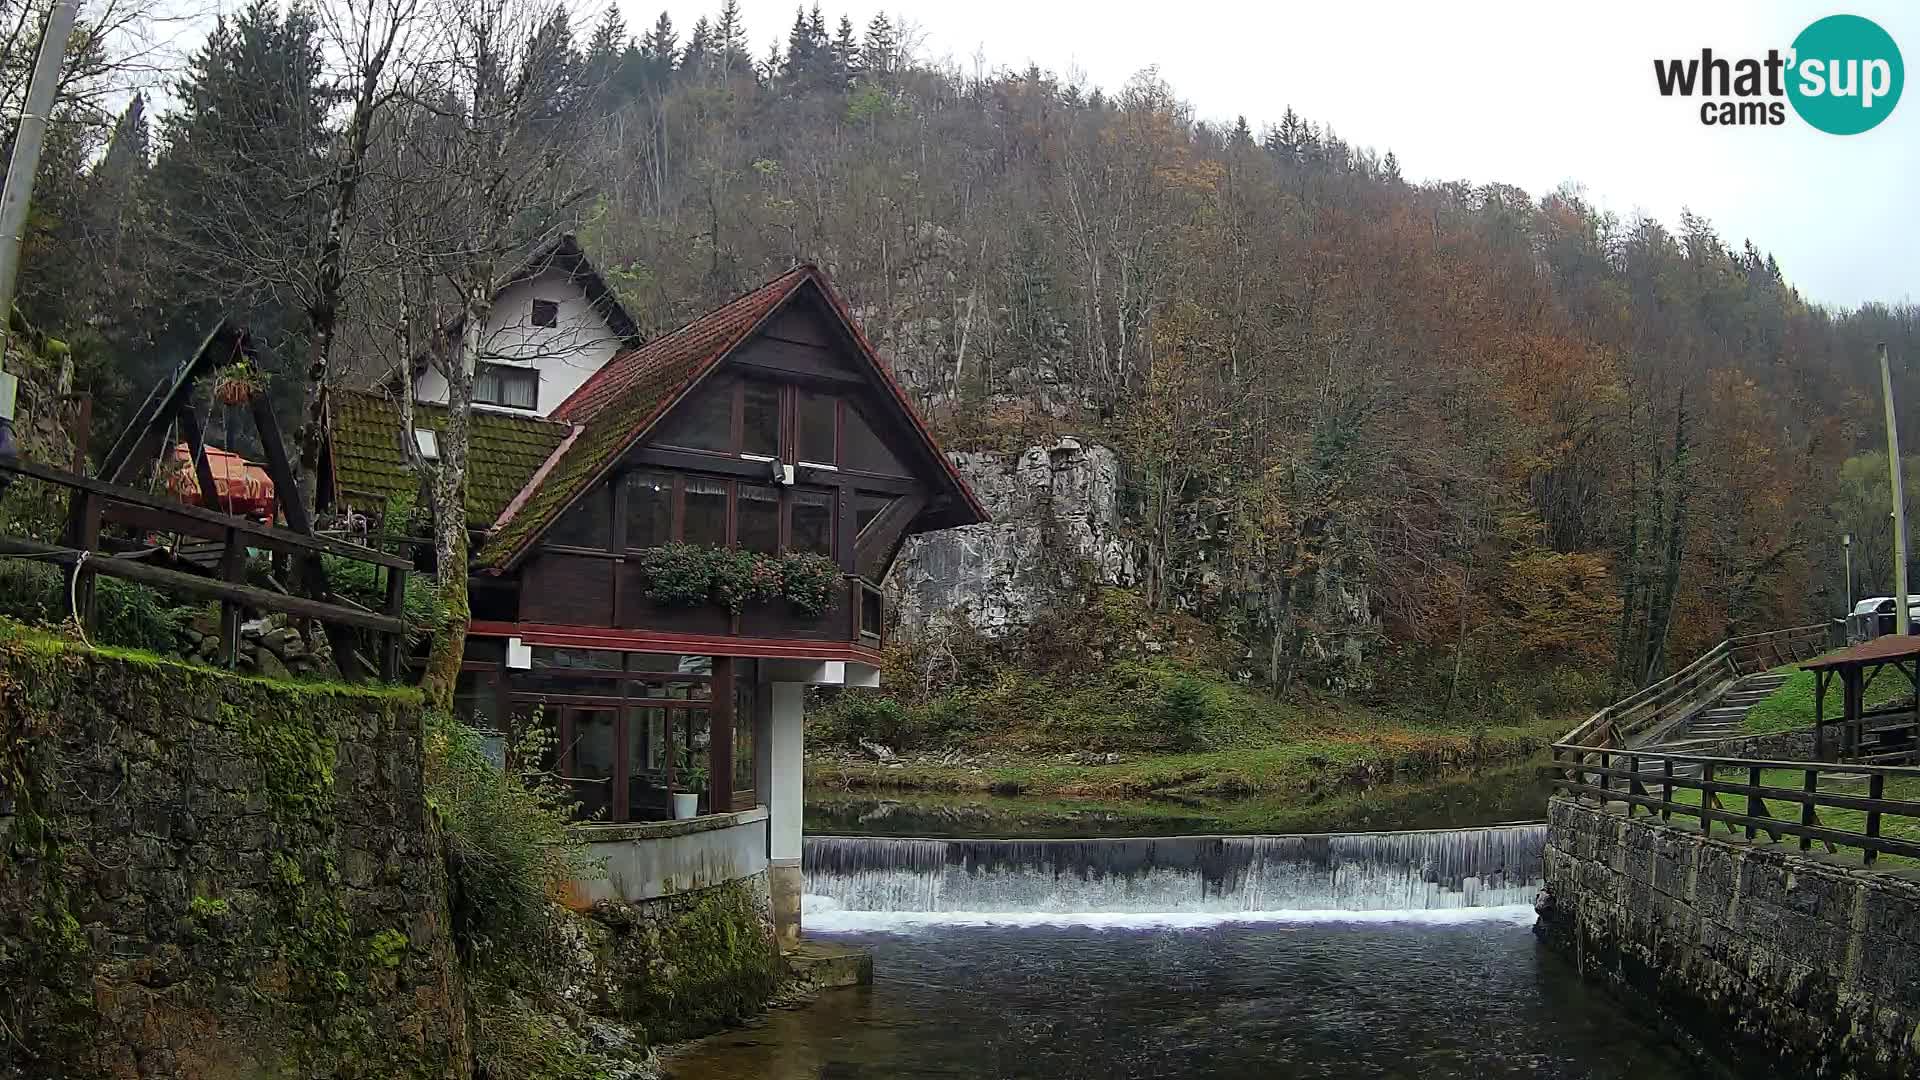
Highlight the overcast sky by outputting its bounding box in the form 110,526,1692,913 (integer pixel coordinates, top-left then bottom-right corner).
628,0,1918,310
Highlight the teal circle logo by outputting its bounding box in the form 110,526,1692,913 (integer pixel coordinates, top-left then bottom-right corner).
1787,14,1903,135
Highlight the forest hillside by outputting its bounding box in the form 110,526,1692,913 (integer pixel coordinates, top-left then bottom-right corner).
13,0,1920,737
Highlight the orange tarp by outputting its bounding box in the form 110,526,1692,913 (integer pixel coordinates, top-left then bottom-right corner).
166,442,277,520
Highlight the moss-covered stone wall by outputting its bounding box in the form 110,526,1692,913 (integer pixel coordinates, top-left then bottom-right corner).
591,873,782,1045
0,627,470,1079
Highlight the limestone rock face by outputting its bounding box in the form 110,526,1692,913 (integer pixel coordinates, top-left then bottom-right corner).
889,439,1134,636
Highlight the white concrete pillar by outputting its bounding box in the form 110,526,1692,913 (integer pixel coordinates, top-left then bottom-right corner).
767,680,805,948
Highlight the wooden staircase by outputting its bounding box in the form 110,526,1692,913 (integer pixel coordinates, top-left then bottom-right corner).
1623,670,1794,780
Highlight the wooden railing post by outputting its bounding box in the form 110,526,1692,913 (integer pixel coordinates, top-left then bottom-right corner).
1701,761,1716,833
218,525,244,668
380,562,405,681
1866,773,1885,867
1662,759,1674,822
1746,765,1762,840
1800,769,1817,852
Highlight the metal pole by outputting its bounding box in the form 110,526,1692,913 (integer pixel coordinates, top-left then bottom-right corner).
1881,342,1910,635
0,0,80,360
1844,531,1854,627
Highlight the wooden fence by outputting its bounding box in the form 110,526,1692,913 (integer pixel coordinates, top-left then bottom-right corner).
1557,624,1834,751
1550,746,1920,866
0,455,409,677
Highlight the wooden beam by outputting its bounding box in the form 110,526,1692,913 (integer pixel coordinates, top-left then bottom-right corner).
0,535,404,635
0,457,410,568
854,492,925,581
101,322,240,485
249,389,309,534
176,406,221,512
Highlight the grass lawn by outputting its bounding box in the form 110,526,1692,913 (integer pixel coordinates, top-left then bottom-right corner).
1645,766,1920,867
1744,666,1912,734
808,716,1565,798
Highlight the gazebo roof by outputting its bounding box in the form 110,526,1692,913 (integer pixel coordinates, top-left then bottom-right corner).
1803,635,1920,672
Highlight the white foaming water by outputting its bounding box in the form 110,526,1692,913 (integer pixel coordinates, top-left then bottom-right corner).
801,893,1539,933
803,825,1547,918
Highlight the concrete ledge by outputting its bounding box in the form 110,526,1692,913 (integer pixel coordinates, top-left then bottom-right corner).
570,807,770,905
786,939,873,989
576,806,768,843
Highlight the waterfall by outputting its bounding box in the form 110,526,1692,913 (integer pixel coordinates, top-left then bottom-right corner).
802,825,1545,927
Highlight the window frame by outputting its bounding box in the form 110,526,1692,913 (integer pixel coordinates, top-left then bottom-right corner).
473,360,540,410
530,298,560,328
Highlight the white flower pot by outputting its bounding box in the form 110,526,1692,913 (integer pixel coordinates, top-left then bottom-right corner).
672,792,699,820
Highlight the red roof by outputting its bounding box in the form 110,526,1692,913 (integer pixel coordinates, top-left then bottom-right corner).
481,263,989,572
550,267,809,423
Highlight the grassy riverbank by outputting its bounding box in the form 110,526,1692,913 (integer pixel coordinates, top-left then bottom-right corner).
806,662,1571,800
1745,667,1909,734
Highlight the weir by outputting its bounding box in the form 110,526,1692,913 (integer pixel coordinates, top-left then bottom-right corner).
803,824,1546,914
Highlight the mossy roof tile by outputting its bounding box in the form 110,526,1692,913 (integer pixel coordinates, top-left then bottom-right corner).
329,390,569,522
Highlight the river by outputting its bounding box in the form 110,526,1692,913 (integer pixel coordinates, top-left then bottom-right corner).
664,819,1737,1079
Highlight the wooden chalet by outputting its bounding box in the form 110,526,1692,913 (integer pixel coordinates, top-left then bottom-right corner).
323,253,986,942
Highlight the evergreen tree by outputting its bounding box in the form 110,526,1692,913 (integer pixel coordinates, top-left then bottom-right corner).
584,7,628,107
149,0,329,381
832,15,859,83
861,12,895,79
1229,114,1253,151
683,16,712,75
1382,149,1402,183
714,0,751,76
640,12,679,84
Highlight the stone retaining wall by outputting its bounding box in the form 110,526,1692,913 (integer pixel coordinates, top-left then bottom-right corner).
1538,797,1920,1079
0,629,467,1079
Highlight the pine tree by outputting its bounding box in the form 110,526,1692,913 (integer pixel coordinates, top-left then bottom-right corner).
1229,114,1253,151
861,12,895,79
832,15,859,83
782,6,815,80
584,7,628,107
1382,150,1402,184
714,0,750,76
683,16,712,75
149,0,329,369
640,11,679,83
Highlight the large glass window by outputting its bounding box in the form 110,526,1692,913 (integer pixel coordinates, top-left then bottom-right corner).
625,705,669,819
548,489,609,549
797,391,837,464
743,381,780,458
655,377,735,452
736,483,780,554
683,478,728,547
841,401,908,475
791,488,835,556
564,708,617,821
624,471,671,549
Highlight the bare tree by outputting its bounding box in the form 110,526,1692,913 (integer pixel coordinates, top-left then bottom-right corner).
377,0,599,707
292,0,432,510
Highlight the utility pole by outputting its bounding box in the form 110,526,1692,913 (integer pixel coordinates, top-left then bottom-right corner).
1881,342,1910,635
1844,532,1853,616
0,0,79,454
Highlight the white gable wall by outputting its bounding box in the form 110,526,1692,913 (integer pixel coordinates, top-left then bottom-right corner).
413,268,623,417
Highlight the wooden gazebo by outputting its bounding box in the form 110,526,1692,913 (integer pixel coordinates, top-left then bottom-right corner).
1802,635,1920,763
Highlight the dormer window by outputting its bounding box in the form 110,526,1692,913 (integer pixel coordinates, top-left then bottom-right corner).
413,428,439,461
474,362,538,410
530,298,559,328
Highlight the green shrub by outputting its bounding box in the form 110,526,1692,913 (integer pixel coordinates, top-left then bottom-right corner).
425,712,597,962
0,559,187,653
1157,676,1210,752
633,543,838,615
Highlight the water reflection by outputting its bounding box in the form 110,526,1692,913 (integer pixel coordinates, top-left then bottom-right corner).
663,921,1730,1080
